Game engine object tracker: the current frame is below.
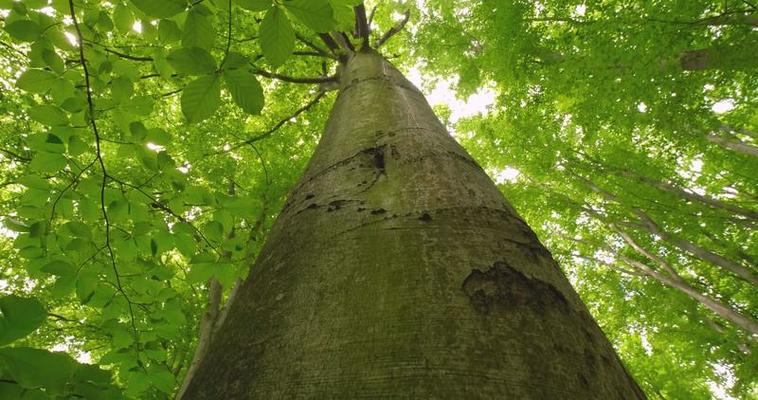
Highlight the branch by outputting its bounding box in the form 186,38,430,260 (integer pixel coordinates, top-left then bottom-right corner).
334,32,355,51
83,39,154,61
0,147,30,161
108,176,222,256
253,68,337,84
68,0,141,360
225,91,326,152
293,50,332,58
376,11,410,48
354,4,370,47
295,32,334,59
318,33,340,52
367,5,378,29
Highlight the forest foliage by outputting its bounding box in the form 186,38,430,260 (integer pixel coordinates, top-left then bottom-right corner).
0,0,755,399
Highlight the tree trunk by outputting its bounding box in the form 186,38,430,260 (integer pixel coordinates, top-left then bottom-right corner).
181,50,645,399
680,40,758,71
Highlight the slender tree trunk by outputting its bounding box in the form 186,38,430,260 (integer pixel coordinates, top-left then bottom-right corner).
181,50,645,399
680,40,758,71
706,132,758,157
610,168,758,222
633,210,758,285
622,256,758,335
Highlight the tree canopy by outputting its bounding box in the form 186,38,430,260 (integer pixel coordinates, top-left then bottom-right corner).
0,0,755,399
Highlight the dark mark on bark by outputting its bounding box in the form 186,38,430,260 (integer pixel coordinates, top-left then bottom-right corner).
306,203,319,209
327,200,346,212
357,207,366,212
419,212,432,222
305,194,315,200
365,146,385,170
462,261,568,315
371,208,386,215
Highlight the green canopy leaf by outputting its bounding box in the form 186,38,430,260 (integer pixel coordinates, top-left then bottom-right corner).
181,75,221,123
223,69,264,115
16,69,58,94
28,105,68,126
166,47,217,75
129,0,186,18
260,6,295,67
283,0,335,33
236,0,271,12
0,347,75,394
0,296,46,345
4,19,42,42
182,7,215,50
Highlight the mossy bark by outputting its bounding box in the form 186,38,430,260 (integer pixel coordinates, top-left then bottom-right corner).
182,50,646,399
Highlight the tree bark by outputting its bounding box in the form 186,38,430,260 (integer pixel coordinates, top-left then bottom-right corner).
181,50,645,399
633,210,758,285
706,132,758,157
680,40,758,71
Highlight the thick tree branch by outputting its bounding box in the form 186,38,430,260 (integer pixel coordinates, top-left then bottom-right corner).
354,4,370,47
295,32,334,59
318,33,340,53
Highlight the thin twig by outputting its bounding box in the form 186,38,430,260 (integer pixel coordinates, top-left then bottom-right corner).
225,91,325,152
68,0,141,359
253,68,337,84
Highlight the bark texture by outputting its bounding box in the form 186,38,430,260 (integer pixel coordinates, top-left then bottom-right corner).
182,50,645,399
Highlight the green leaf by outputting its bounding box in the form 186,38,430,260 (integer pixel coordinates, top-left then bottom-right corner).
146,128,171,145
130,0,186,18
18,175,50,190
166,47,217,75
236,0,271,11
182,7,214,50
42,48,65,73
158,19,181,42
4,19,42,42
64,221,92,239
149,367,176,394
181,74,221,123
221,51,248,69
283,0,335,33
0,296,46,345
41,259,75,276
0,347,75,394
111,76,134,102
260,6,295,67
17,69,58,93
28,104,68,126
76,272,98,305
29,151,67,173
223,69,264,115
113,4,134,33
